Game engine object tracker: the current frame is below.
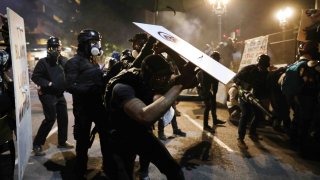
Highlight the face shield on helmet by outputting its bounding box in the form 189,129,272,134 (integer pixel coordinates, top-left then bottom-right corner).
77,29,103,57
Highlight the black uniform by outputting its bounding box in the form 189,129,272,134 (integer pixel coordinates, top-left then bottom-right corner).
0,63,15,180
32,56,68,147
64,52,108,177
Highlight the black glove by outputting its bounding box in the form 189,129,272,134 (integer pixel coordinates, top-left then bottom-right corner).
170,62,199,90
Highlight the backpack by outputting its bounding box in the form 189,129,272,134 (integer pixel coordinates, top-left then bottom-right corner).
281,61,307,96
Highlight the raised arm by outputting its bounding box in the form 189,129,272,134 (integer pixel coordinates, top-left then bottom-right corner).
123,84,183,126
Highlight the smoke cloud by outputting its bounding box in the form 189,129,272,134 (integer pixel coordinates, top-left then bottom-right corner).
158,12,208,50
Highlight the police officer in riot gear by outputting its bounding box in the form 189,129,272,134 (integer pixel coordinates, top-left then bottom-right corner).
32,37,73,156
64,29,108,179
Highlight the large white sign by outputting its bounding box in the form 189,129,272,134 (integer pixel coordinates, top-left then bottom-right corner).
239,36,269,71
133,22,236,84
7,8,32,180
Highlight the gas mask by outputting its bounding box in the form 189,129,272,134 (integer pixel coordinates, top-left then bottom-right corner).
47,47,61,61
90,41,103,56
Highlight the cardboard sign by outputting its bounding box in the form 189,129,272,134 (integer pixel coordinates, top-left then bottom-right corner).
133,22,235,84
239,36,269,71
297,9,320,42
7,8,32,180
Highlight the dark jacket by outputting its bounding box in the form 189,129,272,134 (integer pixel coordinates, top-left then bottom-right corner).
32,56,67,95
234,64,269,99
64,53,105,100
105,68,153,133
201,71,219,97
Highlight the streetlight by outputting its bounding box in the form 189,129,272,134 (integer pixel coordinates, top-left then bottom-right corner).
207,0,229,43
276,7,293,31
276,7,293,61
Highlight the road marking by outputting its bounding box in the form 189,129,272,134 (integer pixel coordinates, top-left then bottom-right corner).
183,113,234,153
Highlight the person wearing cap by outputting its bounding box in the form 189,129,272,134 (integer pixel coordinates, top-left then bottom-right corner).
121,32,149,69
32,36,73,156
103,53,198,180
103,32,151,84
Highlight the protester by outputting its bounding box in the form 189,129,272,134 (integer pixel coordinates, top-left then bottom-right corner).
153,41,187,140
226,83,241,125
64,29,108,179
200,51,226,133
280,41,320,157
104,32,150,83
31,37,73,156
234,54,271,149
104,54,198,180
266,66,291,133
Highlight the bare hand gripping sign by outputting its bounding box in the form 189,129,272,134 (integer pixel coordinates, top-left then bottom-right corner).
133,22,236,84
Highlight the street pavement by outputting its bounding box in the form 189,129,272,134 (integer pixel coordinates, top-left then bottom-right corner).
17,86,320,180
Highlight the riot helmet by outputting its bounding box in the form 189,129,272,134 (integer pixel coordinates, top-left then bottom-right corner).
257,54,270,69
210,51,221,62
47,36,61,49
77,29,103,57
47,36,62,60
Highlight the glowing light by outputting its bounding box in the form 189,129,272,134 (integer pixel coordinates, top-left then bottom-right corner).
276,7,293,22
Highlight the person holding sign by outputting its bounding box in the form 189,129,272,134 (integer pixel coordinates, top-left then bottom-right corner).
32,37,73,156
104,54,198,180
